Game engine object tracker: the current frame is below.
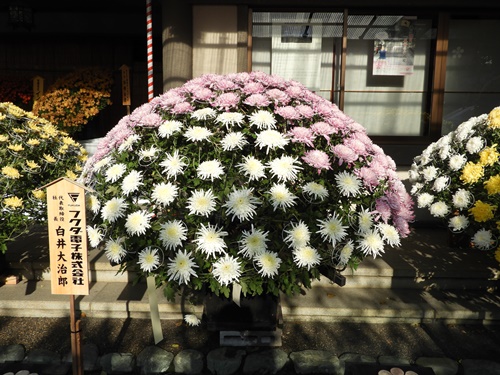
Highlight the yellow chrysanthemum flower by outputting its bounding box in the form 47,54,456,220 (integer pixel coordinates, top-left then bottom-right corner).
1,166,21,179
62,136,77,145
41,124,59,137
8,143,24,152
43,154,57,163
487,107,500,129
32,189,46,200
27,139,41,146
66,170,77,180
3,196,23,209
479,145,500,166
469,200,496,222
13,127,27,134
8,105,26,118
460,162,484,184
0,134,8,142
484,175,500,195
26,160,40,170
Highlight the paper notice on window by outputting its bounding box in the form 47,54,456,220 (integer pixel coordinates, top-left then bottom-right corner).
373,39,415,76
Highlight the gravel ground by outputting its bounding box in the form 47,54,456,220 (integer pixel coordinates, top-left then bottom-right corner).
1,316,500,362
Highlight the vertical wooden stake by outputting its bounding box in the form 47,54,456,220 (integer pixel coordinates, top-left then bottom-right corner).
70,295,83,375
147,275,164,344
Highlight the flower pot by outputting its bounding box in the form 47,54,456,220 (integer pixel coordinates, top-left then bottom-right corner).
203,292,282,332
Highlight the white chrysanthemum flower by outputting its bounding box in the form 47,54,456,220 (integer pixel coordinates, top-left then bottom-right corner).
429,201,450,218
337,240,354,267
284,221,311,249
167,249,198,284
466,136,484,154
317,213,348,246
158,120,183,138
87,194,101,214
238,225,269,258
269,183,297,211
216,112,245,129
449,215,469,232
449,154,467,171
93,156,114,172
417,193,435,208
293,246,321,270
268,156,302,183
249,110,277,129
335,171,362,197
410,182,423,195
87,225,104,248
139,145,159,161
472,229,494,250
220,132,248,151
105,163,127,183
184,314,201,327
191,108,217,121
187,189,217,217
358,230,385,258
433,176,450,192
452,189,472,209
255,129,289,154
125,210,151,236
255,251,282,278
160,150,188,179
378,223,401,247
237,155,266,181
358,208,373,234
118,134,141,152
151,182,178,206
223,187,260,222
422,166,438,182
303,182,329,201
197,160,225,181
101,197,128,223
138,247,161,273
184,126,213,142
159,220,187,250
439,144,450,160
455,120,474,141
212,255,241,286
193,223,228,257
104,238,127,264
121,170,144,195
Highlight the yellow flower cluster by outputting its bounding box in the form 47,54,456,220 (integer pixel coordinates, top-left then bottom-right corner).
487,107,500,128
469,200,496,222
32,68,113,134
1,102,88,253
460,162,484,184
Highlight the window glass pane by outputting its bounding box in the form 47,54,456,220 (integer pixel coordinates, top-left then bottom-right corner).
252,12,341,98
344,16,433,136
442,19,500,134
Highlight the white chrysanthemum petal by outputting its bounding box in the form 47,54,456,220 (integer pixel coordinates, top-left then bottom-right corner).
125,210,151,236
184,126,213,142
223,187,260,222
193,223,228,257
303,182,329,201
101,197,128,223
269,183,297,211
216,112,245,129
167,249,198,284
249,110,277,129
472,229,494,250
378,223,401,247
221,132,248,151
158,120,183,138
197,160,225,181
87,225,104,248
212,254,241,286
152,182,178,206
255,130,289,154
187,189,217,217
105,163,127,183
159,220,187,250
293,246,321,270
238,225,269,258
268,156,302,183
429,201,450,218
358,230,385,258
104,238,127,264
121,170,144,195
138,247,161,273
255,251,282,278
284,221,311,249
184,314,201,326
317,213,348,246
449,215,469,232
335,171,362,197
237,156,266,181
160,150,188,179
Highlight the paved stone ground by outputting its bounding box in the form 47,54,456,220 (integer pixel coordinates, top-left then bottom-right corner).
1,317,500,374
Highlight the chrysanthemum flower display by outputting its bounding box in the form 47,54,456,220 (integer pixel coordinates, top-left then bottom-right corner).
32,68,112,134
0,102,88,253
81,72,414,301
409,107,500,261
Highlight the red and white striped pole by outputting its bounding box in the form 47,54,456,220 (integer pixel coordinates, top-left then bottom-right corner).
146,0,154,102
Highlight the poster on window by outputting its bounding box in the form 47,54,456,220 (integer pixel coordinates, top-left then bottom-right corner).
271,24,322,92
373,18,415,76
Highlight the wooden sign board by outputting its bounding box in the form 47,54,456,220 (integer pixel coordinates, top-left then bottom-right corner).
33,76,44,102
44,178,89,295
120,64,131,106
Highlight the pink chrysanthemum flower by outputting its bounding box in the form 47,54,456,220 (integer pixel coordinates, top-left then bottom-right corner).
295,105,315,119
310,121,336,140
302,150,331,172
266,89,290,105
275,106,301,121
213,92,240,110
289,127,315,148
192,87,214,101
242,82,265,94
244,94,271,107
332,144,359,164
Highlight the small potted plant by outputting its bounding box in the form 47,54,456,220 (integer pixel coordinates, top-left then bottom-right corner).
81,72,414,327
409,106,500,263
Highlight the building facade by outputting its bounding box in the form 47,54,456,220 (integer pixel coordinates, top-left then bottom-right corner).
2,0,500,164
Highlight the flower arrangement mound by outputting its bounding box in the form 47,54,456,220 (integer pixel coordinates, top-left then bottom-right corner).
409,107,500,263
81,72,414,301
32,68,113,134
0,102,88,253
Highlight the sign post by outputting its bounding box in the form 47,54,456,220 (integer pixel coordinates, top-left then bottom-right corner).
42,177,90,375
120,64,131,115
